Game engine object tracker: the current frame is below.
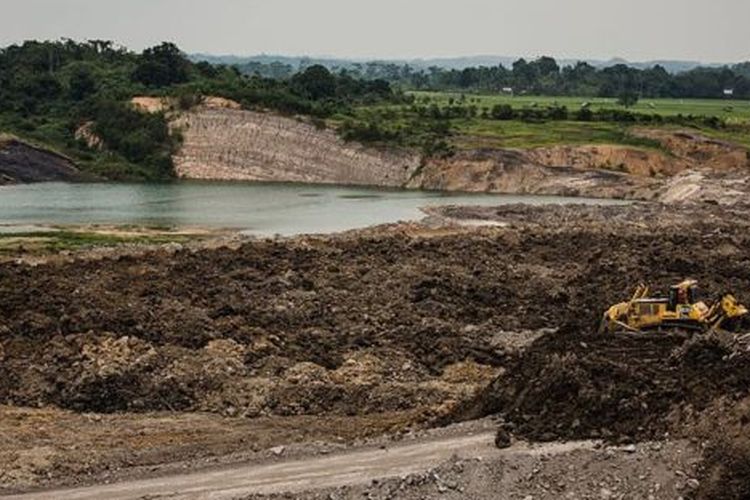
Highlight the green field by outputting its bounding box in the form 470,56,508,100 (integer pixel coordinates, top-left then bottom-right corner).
350,101,750,151
346,92,750,151
411,91,750,124
451,119,662,150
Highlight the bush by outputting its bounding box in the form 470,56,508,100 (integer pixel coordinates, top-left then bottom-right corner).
175,92,203,111
575,107,594,121
547,105,569,120
89,99,175,177
490,104,514,120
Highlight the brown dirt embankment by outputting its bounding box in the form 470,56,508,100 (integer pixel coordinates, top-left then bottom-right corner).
406,148,661,199
411,129,750,202
0,136,83,185
122,95,749,202
167,99,749,202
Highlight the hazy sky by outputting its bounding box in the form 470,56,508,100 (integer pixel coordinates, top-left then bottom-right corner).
2,0,749,62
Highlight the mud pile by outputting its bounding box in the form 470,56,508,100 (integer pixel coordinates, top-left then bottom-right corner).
2,203,750,422
0,236,520,418
460,324,750,498
463,331,750,440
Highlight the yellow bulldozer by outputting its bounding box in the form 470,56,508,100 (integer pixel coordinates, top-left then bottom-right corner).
599,280,748,334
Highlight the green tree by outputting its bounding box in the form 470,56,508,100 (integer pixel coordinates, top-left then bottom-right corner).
68,64,98,100
533,56,560,77
617,90,639,107
291,65,337,100
132,42,190,87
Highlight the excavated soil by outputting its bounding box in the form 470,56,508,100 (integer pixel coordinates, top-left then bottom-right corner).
2,202,750,494
462,331,750,440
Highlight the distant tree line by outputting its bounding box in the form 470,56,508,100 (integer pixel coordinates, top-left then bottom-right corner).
236,56,750,100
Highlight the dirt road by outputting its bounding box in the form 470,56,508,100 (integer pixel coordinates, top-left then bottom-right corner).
2,432,600,500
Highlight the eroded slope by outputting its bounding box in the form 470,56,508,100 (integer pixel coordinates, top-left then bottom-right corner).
172,107,420,186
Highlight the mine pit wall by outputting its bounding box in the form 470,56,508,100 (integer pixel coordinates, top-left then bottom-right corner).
407,149,663,200
172,108,664,200
172,108,421,186
170,106,750,204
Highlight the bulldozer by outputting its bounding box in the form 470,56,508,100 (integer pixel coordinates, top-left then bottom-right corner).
599,280,748,334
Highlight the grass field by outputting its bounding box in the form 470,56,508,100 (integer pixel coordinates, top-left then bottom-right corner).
350,102,750,150
351,92,750,151
411,91,750,123
451,119,663,149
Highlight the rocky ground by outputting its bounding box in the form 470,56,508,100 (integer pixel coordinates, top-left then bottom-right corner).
246,439,703,500
1,201,750,498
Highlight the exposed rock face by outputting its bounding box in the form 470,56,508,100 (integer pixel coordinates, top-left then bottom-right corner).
73,122,104,151
409,149,661,200
164,98,749,203
631,128,750,172
525,144,690,177
0,137,82,185
659,170,750,204
130,96,170,114
410,130,750,202
173,108,421,186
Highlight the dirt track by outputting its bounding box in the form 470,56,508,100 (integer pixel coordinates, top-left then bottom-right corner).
2,428,702,500
4,429,502,499
2,202,750,497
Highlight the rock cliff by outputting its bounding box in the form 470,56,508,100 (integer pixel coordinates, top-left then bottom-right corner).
408,149,661,200
165,99,749,203
172,107,420,187
0,136,82,185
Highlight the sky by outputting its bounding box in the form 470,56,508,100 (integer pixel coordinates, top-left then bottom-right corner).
1,0,749,62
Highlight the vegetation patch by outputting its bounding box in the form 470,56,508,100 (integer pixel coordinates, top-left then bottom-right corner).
0,230,192,255
0,41,406,181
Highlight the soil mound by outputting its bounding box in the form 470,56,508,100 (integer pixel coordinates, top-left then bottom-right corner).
3,203,750,418
461,329,750,441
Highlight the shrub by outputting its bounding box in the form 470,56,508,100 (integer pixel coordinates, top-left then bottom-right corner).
490,104,514,120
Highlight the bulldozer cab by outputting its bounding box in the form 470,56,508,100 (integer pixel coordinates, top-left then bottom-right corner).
668,280,698,312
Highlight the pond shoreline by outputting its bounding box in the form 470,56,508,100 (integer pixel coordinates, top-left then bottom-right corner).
0,181,628,237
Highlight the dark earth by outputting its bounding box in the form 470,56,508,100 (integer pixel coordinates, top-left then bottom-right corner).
1,202,749,498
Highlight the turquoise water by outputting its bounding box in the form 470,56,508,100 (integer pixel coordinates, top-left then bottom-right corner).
0,181,626,236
